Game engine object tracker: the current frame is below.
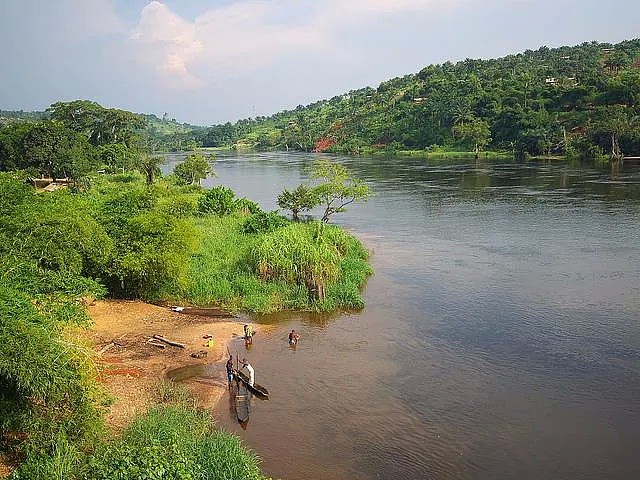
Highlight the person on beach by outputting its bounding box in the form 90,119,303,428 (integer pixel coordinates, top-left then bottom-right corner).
225,355,234,388
288,329,300,346
241,358,255,386
244,324,253,345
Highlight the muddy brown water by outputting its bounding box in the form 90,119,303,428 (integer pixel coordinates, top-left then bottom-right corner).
164,153,640,480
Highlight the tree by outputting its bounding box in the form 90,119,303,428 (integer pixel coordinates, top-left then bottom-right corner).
277,184,318,221
310,159,371,223
173,152,213,185
591,105,630,161
137,152,164,185
452,118,492,158
22,121,96,178
47,100,147,147
97,143,137,173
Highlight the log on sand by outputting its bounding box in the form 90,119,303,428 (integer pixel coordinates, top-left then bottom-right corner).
152,335,186,349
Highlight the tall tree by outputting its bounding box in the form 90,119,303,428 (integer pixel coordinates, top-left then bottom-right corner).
137,152,164,185
173,152,213,185
452,118,492,158
310,159,371,223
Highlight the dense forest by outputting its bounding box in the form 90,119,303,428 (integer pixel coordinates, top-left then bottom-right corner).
195,39,640,161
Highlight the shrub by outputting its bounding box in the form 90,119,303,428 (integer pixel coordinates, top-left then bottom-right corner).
86,406,263,480
234,197,261,215
242,211,289,234
198,185,236,215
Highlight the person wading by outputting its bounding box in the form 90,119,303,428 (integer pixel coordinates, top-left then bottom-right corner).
288,329,300,346
225,355,234,389
241,358,255,386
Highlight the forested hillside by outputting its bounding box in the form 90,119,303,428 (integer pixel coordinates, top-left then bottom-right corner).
0,106,203,155
196,39,640,161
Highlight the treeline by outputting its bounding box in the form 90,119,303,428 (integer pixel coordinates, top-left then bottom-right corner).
196,39,640,161
0,102,204,164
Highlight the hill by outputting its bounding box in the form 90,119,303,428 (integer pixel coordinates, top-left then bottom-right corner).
196,39,640,161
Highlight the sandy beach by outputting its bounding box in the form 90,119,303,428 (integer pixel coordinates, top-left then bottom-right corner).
80,300,252,430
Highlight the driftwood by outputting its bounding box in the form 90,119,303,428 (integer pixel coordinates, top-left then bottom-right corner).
147,339,166,349
152,335,185,349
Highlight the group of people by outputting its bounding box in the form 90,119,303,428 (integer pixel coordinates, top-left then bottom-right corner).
226,355,254,387
225,325,302,389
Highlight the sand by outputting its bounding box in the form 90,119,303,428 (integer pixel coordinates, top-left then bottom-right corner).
80,299,251,430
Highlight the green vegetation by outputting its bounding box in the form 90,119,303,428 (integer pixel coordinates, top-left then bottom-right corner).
174,152,214,186
195,39,640,164
86,384,263,480
275,159,372,223
0,149,370,476
185,214,371,312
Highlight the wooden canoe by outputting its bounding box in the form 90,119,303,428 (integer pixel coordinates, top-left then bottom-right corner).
233,379,250,423
234,370,269,399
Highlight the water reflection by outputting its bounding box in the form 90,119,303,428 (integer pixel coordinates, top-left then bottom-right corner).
163,153,640,480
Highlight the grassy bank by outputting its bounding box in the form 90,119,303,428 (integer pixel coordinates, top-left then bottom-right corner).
183,214,372,313
365,148,513,159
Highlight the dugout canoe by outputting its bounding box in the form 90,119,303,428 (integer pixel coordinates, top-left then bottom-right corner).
233,379,250,423
234,370,270,399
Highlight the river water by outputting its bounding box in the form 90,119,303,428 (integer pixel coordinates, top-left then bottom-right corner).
165,153,640,480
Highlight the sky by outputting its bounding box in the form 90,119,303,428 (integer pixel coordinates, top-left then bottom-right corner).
0,0,638,125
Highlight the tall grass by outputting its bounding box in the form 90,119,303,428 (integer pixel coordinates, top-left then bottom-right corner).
86,406,263,480
183,215,371,312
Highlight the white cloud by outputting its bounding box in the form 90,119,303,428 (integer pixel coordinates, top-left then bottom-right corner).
127,0,462,91
130,1,204,89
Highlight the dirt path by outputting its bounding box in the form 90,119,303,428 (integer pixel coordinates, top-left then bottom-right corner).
80,300,252,430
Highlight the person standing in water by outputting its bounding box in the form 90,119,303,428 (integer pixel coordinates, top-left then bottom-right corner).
241,358,255,386
244,324,253,345
288,329,300,346
225,355,234,388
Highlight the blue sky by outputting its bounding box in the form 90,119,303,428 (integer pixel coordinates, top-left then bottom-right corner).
0,0,638,125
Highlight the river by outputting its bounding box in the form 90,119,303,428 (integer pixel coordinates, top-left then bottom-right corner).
165,152,640,480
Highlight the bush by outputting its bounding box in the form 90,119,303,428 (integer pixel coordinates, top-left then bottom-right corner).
197,185,236,215
242,211,289,234
86,406,263,480
234,197,261,215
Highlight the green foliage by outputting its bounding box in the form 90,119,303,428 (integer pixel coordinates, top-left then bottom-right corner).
197,185,236,215
194,39,640,162
196,186,259,217
85,406,263,480
250,221,371,308
173,152,213,186
0,120,98,178
0,282,106,479
452,118,492,157
92,179,199,299
242,211,289,234
47,100,146,148
136,153,164,185
97,143,137,174
234,197,261,215
310,159,371,222
184,215,370,312
276,184,318,221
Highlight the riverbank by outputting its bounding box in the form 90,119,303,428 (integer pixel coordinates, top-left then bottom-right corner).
80,300,256,430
